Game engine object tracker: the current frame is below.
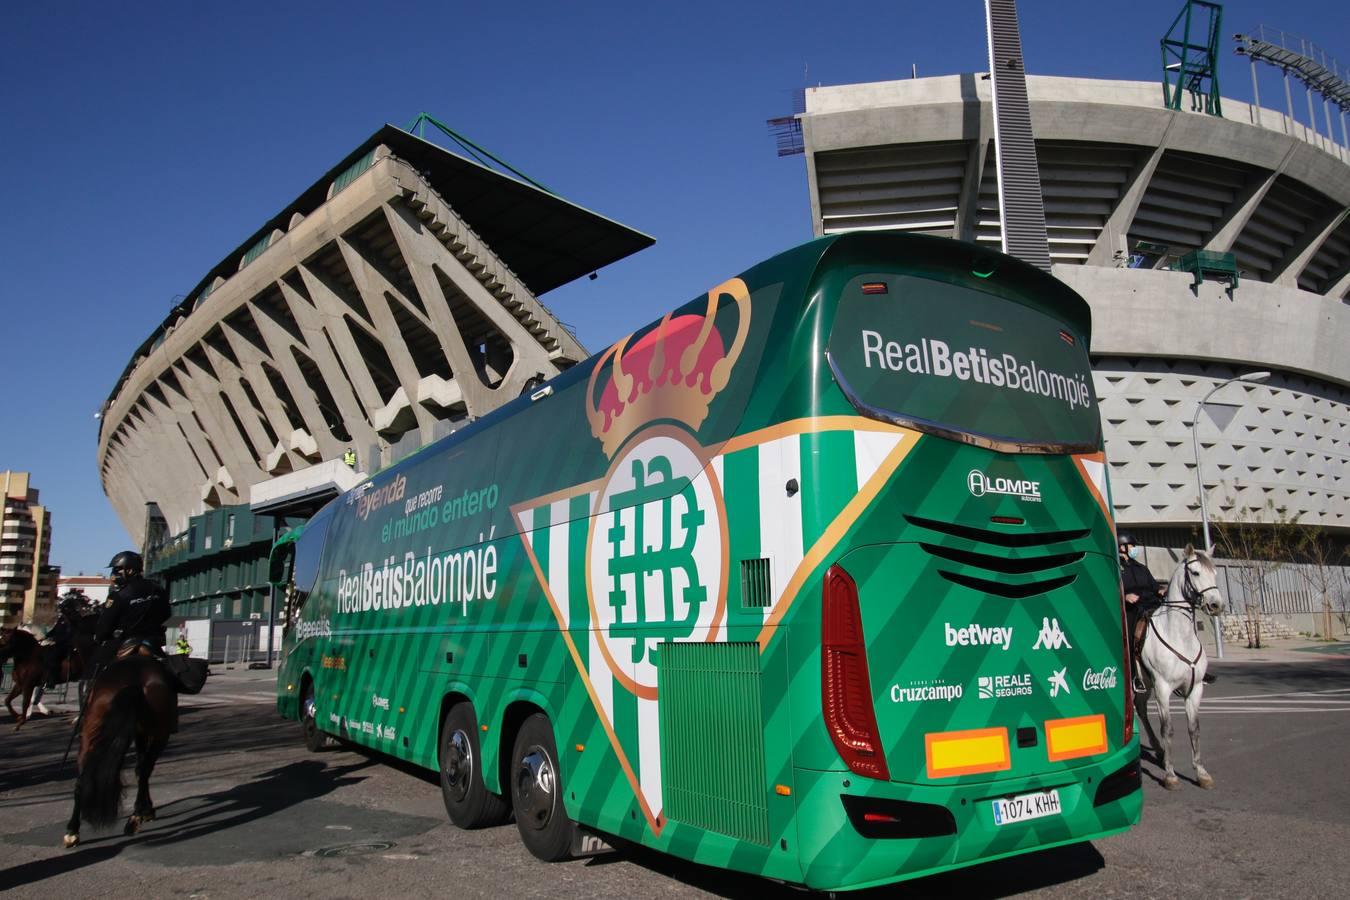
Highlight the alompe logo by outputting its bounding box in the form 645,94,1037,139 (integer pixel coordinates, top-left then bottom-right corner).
967,469,1042,502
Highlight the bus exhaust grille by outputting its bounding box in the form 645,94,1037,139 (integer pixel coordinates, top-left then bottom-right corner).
659,642,770,846
904,514,1089,548
740,558,772,608
939,570,1076,599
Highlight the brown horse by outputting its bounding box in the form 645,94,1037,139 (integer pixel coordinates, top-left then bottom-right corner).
0,628,46,728
0,622,95,729
64,653,176,848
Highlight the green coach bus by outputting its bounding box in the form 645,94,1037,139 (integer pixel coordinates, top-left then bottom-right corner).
271,231,1140,890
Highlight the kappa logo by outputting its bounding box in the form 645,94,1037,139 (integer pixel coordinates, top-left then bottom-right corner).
1032,617,1073,650
1047,667,1071,698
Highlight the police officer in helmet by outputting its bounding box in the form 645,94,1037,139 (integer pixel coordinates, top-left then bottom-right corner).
94,551,171,672
1119,533,1214,688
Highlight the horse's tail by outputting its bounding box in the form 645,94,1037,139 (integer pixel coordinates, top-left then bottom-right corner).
78,684,141,827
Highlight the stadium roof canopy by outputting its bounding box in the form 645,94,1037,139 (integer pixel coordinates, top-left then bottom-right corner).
106,124,655,419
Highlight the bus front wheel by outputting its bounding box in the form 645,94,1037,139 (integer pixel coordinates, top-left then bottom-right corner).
301,682,330,752
440,703,509,828
509,712,574,861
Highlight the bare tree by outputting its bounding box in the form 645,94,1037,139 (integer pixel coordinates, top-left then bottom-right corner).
1334,565,1350,637
1212,497,1302,649
1293,526,1348,639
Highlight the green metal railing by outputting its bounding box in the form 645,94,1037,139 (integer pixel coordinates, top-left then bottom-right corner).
405,112,555,195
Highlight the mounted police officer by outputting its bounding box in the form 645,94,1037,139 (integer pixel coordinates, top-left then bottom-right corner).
1120,534,1214,689
39,592,86,688
94,551,171,675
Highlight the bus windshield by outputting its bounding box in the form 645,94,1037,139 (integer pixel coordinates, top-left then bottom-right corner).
828,272,1100,451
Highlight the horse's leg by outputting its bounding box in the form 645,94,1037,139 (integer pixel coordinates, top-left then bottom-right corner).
15,678,32,730
1186,682,1213,789
5,681,19,719
1134,661,1163,760
1154,677,1180,790
64,774,82,848
126,688,169,835
126,731,152,835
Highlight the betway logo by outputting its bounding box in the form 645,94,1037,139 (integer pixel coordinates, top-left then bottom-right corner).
945,622,1014,651
968,469,1041,502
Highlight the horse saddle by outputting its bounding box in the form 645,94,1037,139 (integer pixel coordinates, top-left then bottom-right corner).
116,642,158,661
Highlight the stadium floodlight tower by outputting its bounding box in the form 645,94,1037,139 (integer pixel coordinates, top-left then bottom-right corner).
1162,0,1224,116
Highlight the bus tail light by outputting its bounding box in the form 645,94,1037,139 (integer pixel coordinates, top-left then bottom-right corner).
1119,582,1134,745
822,564,890,781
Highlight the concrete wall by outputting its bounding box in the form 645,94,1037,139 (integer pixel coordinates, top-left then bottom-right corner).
797,74,1350,536
97,153,586,545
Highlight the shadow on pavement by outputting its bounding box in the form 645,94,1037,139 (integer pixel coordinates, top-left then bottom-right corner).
586,835,1105,898
0,759,373,892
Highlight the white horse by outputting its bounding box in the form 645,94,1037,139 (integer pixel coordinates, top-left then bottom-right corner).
1134,544,1226,791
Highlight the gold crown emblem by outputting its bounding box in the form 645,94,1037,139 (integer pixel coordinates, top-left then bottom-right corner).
586,277,752,458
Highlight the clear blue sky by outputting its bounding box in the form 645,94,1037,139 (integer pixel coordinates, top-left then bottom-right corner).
1,1,1343,576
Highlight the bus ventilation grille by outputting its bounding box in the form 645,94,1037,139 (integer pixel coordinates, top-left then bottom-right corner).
904,515,1088,548
939,570,1077,599
919,543,1084,575
740,558,772,608
659,642,770,846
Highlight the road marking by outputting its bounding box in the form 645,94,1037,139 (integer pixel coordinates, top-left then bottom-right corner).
1146,686,1350,716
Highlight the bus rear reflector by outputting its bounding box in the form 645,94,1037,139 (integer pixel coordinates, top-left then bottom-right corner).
924,727,1011,779
861,282,888,295
822,564,890,781
1045,714,1108,762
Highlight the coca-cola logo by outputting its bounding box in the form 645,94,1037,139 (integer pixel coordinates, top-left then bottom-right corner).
1082,666,1118,691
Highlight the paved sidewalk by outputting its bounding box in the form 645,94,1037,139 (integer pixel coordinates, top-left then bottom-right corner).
31,661,280,718
1205,633,1350,664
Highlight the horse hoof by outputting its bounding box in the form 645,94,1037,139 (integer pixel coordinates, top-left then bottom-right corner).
63,833,79,849
124,816,141,836
1164,775,1182,791
1198,774,1215,790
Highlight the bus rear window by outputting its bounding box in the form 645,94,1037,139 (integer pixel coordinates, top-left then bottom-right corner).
828,273,1099,451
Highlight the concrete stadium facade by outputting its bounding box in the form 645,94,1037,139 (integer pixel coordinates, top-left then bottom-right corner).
797,74,1350,543
97,127,650,551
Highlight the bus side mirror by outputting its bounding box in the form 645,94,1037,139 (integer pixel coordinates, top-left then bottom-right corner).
269,543,295,588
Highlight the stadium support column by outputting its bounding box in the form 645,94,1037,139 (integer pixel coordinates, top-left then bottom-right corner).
984,0,1051,271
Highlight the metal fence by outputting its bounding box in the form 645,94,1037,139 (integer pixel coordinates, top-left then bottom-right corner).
1210,559,1350,616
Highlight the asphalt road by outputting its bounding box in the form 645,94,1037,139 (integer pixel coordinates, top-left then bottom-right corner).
1,658,1348,899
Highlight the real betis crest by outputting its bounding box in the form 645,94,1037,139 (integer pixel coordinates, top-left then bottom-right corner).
511,278,750,830
512,277,918,832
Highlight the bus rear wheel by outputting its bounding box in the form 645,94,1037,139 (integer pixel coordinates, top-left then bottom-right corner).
440,703,509,828
301,682,330,752
509,712,574,862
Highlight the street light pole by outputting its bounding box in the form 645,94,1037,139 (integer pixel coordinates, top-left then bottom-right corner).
1190,370,1271,659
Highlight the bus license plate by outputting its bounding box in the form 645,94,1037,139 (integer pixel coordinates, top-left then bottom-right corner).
992,789,1061,826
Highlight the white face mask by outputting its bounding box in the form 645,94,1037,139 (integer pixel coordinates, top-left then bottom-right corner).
1127,546,1141,560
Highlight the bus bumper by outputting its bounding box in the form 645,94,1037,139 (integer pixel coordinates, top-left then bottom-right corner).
791,735,1142,892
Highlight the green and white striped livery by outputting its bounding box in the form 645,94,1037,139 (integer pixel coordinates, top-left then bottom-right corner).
273,232,1141,891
